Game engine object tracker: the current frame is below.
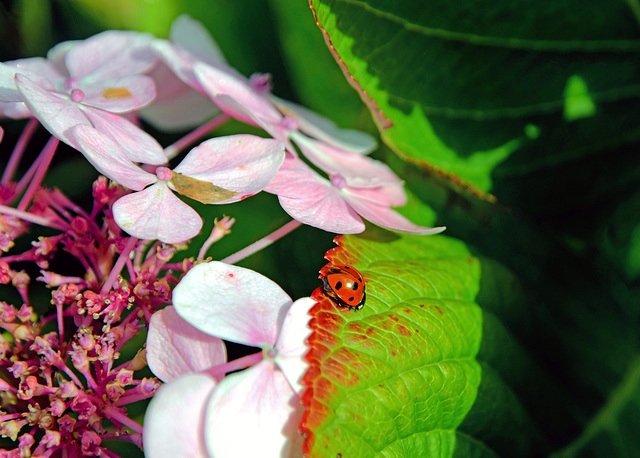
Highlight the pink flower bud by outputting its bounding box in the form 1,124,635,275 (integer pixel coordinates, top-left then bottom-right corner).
0,302,15,322
49,398,67,417
41,430,61,448
138,377,160,396
59,380,80,398
81,430,102,456
16,303,33,321
116,369,134,386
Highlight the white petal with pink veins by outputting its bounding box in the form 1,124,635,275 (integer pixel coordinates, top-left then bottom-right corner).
14,73,89,144
169,15,227,67
275,297,315,393
266,157,365,234
275,97,376,155
172,262,292,347
294,134,404,191
194,62,282,125
69,125,156,191
173,135,285,202
80,75,157,113
344,193,446,235
143,373,216,458
147,306,227,383
65,30,156,81
112,182,203,243
82,107,166,165
204,362,303,458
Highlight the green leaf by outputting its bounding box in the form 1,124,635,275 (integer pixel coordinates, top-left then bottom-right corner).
268,0,370,129
552,355,640,458
301,233,546,457
309,0,640,204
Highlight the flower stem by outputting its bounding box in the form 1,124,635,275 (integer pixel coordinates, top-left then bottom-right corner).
100,237,138,295
104,406,143,434
221,219,302,265
164,113,230,160
0,204,66,230
204,351,264,379
2,118,39,184
17,136,59,211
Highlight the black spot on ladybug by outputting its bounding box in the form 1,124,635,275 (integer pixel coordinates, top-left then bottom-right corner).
335,281,343,290
349,296,355,302
352,283,359,290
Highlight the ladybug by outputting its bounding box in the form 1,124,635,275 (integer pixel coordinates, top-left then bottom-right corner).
321,265,366,311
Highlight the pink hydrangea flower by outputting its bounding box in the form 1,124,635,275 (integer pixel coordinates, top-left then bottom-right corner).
0,30,165,164
70,125,285,243
143,262,314,458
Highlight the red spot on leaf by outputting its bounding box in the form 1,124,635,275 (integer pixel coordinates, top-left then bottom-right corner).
391,351,397,357
388,314,399,322
404,309,411,313
398,325,411,337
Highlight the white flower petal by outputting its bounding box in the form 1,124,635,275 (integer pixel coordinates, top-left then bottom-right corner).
204,362,303,458
275,297,315,393
275,97,376,155
147,306,227,383
173,135,285,202
143,373,216,458
112,183,203,243
172,262,292,347
69,125,156,191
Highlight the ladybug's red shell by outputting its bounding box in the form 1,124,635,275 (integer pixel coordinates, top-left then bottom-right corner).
321,265,366,311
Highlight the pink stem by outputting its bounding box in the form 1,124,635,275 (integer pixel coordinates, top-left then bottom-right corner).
17,136,59,211
56,301,64,347
0,204,66,230
221,219,302,265
2,118,39,183
104,406,143,434
203,351,264,379
164,113,230,160
100,237,138,295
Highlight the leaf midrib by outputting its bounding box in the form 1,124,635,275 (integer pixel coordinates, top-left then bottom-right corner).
332,0,640,52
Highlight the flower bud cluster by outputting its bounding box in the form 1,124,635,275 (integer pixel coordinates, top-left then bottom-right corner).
0,178,188,457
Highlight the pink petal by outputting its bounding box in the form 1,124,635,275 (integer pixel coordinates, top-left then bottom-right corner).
204,362,303,458
266,157,365,234
14,73,89,144
169,15,227,66
143,373,215,458
69,125,156,191
112,183,203,243
173,135,285,202
172,262,292,347
65,30,156,80
193,62,282,125
80,75,157,112
81,107,166,164
140,88,218,132
46,40,79,73
147,306,227,382
344,192,446,235
1,59,64,102
275,97,376,154
275,297,315,393
294,134,405,197
151,40,204,91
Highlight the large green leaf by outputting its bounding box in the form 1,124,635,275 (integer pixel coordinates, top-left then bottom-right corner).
301,233,554,457
309,0,640,210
